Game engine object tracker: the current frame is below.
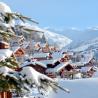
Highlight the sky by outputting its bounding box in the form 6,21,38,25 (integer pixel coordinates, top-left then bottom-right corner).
1,0,98,29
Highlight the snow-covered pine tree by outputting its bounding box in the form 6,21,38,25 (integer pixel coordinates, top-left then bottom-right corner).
0,2,70,98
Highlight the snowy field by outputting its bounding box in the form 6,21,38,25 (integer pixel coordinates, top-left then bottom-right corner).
48,78,98,98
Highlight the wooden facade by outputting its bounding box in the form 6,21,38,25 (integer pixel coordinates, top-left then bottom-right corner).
0,41,10,49
16,63,47,74
30,64,47,74
0,91,12,98
14,48,25,57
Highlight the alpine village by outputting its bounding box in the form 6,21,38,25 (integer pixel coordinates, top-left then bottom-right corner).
0,2,98,98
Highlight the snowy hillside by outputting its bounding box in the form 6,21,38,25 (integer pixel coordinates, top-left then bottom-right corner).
43,29,72,49
48,78,98,98
19,23,72,49
47,26,98,49
72,37,98,52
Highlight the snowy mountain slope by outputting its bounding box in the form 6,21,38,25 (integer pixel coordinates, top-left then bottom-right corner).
72,37,98,52
19,23,72,49
47,26,98,49
48,78,98,98
43,29,72,49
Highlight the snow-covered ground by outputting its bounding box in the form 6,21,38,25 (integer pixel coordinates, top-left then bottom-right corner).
48,78,98,98
21,77,98,98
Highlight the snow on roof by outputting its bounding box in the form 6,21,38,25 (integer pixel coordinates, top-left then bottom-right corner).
70,62,85,67
46,61,70,73
71,51,94,66
22,61,47,68
34,61,47,68
0,41,9,45
80,66,92,73
21,61,35,67
52,52,62,60
56,61,71,72
39,59,56,65
32,53,49,58
0,49,13,60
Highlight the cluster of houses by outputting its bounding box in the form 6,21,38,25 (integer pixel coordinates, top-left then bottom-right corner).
1,39,97,80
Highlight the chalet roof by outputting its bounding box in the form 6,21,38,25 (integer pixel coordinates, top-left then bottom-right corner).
11,46,25,57
70,62,85,67
35,61,47,68
80,66,92,72
22,61,47,68
55,61,71,72
39,59,56,65
0,41,9,45
46,61,70,73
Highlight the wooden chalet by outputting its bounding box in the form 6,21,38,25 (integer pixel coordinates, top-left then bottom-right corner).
42,43,50,53
46,61,73,78
59,64,77,78
85,58,97,67
14,47,25,57
0,41,10,49
61,52,73,62
21,61,47,74
80,66,97,78
12,47,25,63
